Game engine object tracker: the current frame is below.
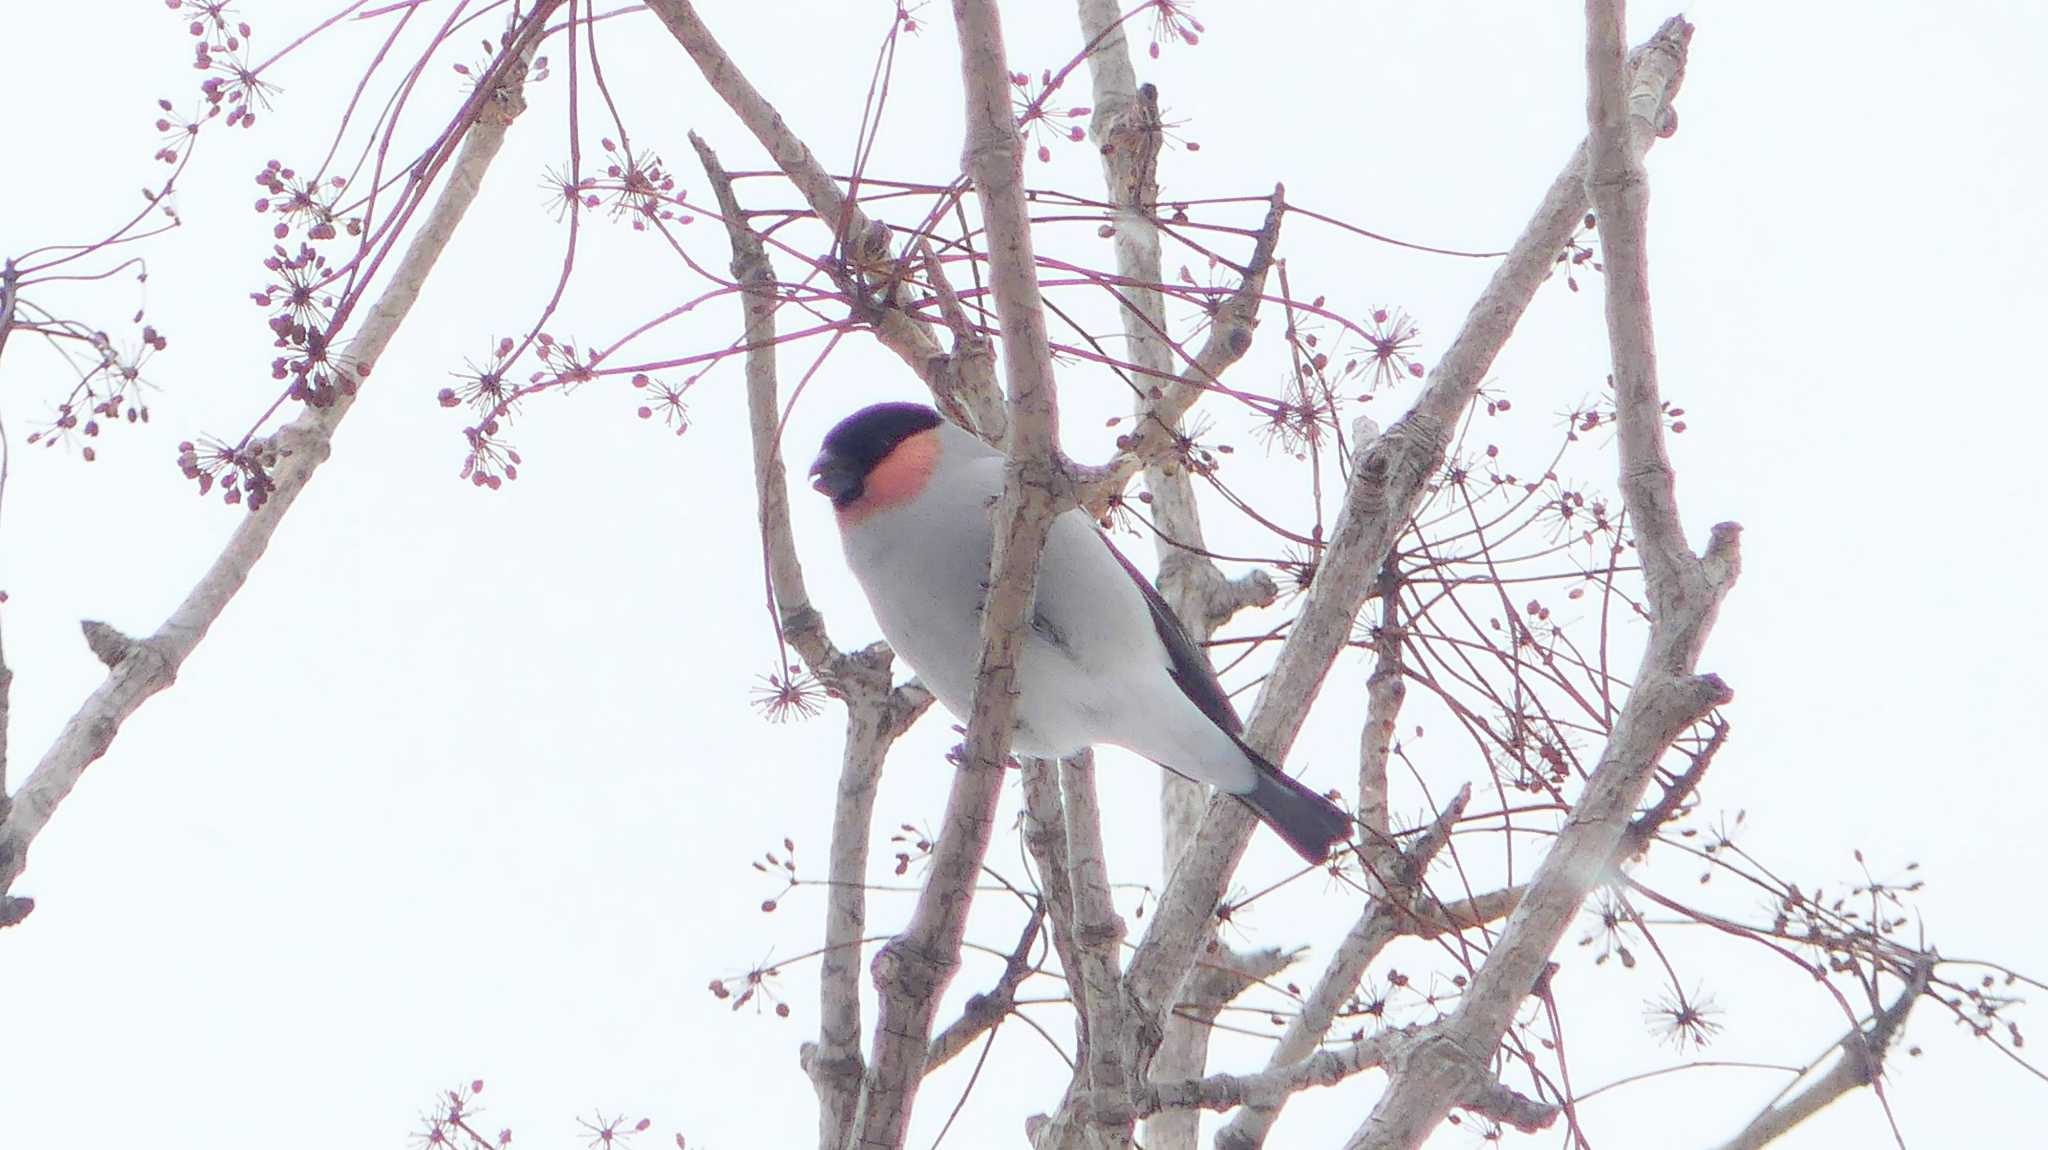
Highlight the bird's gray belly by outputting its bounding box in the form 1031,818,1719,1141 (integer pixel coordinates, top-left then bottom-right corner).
848,502,1116,759
868,588,1105,759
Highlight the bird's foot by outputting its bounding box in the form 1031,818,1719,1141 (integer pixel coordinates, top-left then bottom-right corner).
944,739,1023,771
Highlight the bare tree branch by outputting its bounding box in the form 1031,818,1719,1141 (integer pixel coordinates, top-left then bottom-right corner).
0,259,19,368
915,239,1005,440
1067,10,1290,1145
1137,1023,1555,1132
695,130,839,676
1070,5,1200,878
1588,9,1696,610
1407,886,1526,940
1216,785,1471,1150
800,669,933,1149
1060,750,1136,1146
1118,17,1700,1079
1710,959,1933,1150
695,132,934,1150
1138,1026,1415,1116
10,8,2012,1149
1180,944,1300,1022
925,908,1046,1076
0,259,16,814
1358,565,1404,840
1029,751,1143,1150
1020,757,1088,1022
79,620,135,669
1624,716,1728,855
0,6,561,922
847,4,1068,1145
646,0,1007,441
1071,190,1285,508
1343,14,1737,1148
1058,25,1285,509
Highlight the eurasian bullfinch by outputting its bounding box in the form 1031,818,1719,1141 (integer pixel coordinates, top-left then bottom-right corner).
809,402,1352,864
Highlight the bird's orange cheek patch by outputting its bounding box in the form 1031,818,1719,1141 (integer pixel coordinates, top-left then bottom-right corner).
839,428,939,524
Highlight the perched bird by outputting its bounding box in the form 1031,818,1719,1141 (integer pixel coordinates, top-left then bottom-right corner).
809,401,1353,864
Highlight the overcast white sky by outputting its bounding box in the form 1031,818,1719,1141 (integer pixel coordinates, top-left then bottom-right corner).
4,2,2045,1148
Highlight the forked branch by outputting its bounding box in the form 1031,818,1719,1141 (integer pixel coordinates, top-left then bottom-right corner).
646,0,1007,441
1117,15,1700,1066
1710,959,1933,1150
847,3,1068,1147
1346,13,1735,1149
0,3,563,923
695,132,932,1150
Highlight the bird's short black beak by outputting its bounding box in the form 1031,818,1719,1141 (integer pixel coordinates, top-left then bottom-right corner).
809,450,862,507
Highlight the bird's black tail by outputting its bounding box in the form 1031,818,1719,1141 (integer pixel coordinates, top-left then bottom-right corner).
1232,739,1353,864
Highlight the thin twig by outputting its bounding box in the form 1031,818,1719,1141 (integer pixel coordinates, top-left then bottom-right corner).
645,0,1007,440
694,131,932,1150
0,4,563,921
1709,959,1933,1150
847,4,1068,1146
1346,15,1735,1149
1215,785,1472,1150
1119,14,1702,1075
925,908,1046,1076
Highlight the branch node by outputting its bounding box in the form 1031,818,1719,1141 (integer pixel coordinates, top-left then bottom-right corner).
1685,672,1735,710
79,620,139,669
1704,519,1744,582
1074,913,1126,950
872,934,950,1006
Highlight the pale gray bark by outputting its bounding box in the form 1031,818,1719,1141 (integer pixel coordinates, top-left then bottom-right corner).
1135,1024,1551,1133
1061,751,1137,1147
0,5,562,922
694,134,934,1150
1343,13,1733,1149
1216,786,1475,1150
1070,5,1283,1147
646,0,1008,444
1710,960,1931,1150
659,8,1774,1149
923,910,1046,1076
661,14,1081,1145
1115,19,1698,1099
0,261,16,863
1020,757,1088,1029
3,5,1952,1147
1073,0,1208,883
1356,567,1403,842
846,4,1069,1146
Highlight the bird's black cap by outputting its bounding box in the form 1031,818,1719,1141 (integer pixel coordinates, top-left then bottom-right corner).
810,402,943,508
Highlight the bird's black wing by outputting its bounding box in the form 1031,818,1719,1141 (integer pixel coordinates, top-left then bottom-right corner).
1097,531,1245,736
1098,531,1353,864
